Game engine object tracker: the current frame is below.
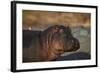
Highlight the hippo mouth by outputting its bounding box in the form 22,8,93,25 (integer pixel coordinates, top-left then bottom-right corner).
53,49,64,56
48,48,64,61
47,48,64,59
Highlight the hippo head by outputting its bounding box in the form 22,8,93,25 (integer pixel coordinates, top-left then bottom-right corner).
41,25,80,61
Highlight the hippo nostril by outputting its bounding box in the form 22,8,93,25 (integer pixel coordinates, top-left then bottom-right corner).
71,38,80,51
74,41,80,49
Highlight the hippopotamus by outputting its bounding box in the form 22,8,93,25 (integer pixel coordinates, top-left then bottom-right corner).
23,25,80,62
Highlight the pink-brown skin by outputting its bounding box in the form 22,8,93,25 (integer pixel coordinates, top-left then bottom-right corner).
40,25,80,61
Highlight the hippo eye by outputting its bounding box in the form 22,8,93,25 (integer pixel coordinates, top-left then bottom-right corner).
53,29,58,32
55,27,59,30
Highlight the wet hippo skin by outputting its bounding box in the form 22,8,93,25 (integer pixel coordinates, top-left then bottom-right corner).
23,25,80,62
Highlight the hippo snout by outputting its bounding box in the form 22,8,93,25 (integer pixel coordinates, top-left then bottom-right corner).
71,38,80,51
64,37,80,52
